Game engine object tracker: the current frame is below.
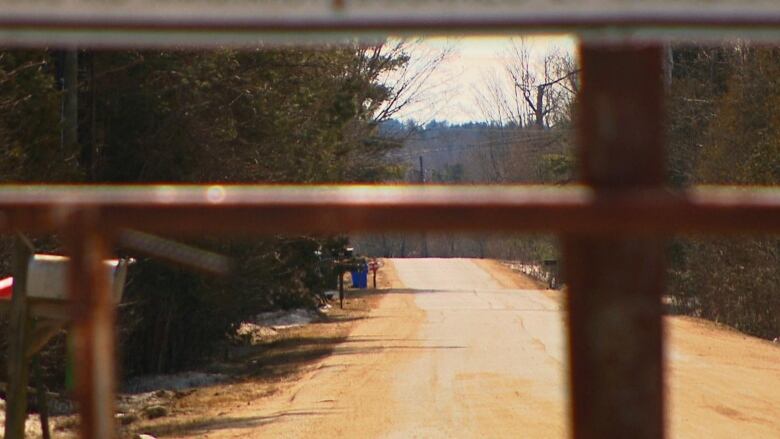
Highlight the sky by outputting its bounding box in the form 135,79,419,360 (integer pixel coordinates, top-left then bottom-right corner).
389,35,576,124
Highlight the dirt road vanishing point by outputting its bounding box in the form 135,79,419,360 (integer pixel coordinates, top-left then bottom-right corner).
189,258,780,438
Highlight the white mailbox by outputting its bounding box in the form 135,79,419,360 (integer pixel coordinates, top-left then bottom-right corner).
26,254,129,304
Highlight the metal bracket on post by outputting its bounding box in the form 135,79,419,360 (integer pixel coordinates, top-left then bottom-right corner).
64,209,117,439
564,44,666,439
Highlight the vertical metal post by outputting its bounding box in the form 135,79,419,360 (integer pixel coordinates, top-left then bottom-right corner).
338,270,344,309
65,209,116,439
563,44,666,439
5,235,33,439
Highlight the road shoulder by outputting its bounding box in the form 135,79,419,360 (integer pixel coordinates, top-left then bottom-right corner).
123,266,401,438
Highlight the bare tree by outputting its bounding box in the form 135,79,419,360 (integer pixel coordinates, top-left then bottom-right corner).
472,68,525,126
505,40,579,129
363,39,453,124
472,39,578,129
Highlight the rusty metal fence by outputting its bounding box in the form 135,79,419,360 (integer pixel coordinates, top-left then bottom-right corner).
3,2,780,438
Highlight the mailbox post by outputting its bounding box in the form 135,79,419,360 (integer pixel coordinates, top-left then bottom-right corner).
368,259,380,289
5,236,33,439
543,259,559,289
1,251,129,439
338,269,345,309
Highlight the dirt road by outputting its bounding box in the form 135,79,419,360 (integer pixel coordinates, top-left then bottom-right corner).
192,258,779,438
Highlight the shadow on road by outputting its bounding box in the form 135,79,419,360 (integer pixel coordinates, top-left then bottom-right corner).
139,408,336,437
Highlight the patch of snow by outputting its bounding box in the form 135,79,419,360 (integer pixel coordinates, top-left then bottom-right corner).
505,261,561,288
237,322,278,337
123,371,227,394
252,308,320,329
234,308,323,345
236,322,278,344
0,400,45,437
117,390,171,415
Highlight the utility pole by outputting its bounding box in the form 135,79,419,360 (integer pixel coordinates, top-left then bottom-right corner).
419,156,429,258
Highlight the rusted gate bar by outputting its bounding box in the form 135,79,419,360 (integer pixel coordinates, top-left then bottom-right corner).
7,9,780,49
65,210,117,439
564,45,666,439
1,186,780,235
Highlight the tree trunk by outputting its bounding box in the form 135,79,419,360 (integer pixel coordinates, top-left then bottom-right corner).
63,50,78,152
535,85,545,128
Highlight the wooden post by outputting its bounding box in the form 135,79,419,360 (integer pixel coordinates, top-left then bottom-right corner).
4,235,33,439
32,355,52,439
65,209,117,439
564,44,666,439
338,270,344,309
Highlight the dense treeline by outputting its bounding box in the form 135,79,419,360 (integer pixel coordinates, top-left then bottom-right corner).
668,45,780,340
0,46,409,377
380,119,573,184
355,119,571,261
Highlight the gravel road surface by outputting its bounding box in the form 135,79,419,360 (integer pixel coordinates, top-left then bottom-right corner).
199,258,779,438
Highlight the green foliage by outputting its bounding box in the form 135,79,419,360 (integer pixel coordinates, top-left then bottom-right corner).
669,238,779,339
0,51,80,181
0,45,412,376
88,49,402,184
667,45,780,340
536,153,574,183
666,46,735,187
697,47,780,185
120,237,341,374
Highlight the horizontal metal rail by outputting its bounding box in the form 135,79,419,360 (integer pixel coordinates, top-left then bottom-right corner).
0,185,778,235
6,3,780,46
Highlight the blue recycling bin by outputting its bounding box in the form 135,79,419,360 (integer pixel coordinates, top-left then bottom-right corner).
350,268,368,288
